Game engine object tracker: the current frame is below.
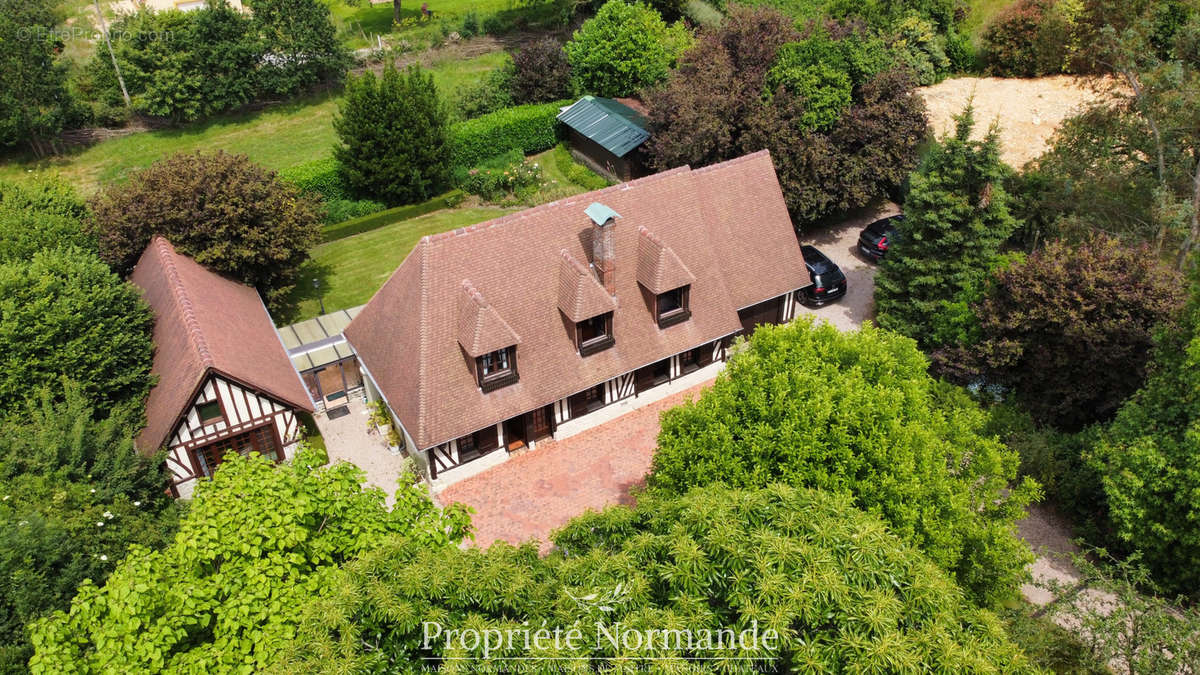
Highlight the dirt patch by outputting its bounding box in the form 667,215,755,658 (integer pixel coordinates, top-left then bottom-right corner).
917,75,1109,168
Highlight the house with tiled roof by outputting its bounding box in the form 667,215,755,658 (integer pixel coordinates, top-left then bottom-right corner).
344,150,809,483
130,237,314,498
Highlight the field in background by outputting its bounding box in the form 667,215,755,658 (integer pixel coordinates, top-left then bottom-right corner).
0,50,510,193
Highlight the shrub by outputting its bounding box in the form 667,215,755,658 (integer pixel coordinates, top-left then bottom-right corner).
0,178,93,263
0,249,155,413
89,151,322,313
564,0,691,97
460,9,480,37
456,152,545,201
279,157,348,202
322,197,385,224
510,37,572,104
648,317,1039,607
452,61,515,119
937,238,1185,430
449,101,565,170
1091,289,1200,597
982,0,1076,76
555,143,610,189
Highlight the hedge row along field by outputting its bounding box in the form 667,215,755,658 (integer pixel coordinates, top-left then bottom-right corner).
450,101,569,170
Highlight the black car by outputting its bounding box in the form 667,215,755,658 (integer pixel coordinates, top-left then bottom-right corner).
858,214,904,261
800,245,847,306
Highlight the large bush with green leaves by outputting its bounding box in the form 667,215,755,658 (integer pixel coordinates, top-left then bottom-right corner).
0,381,179,673
29,451,471,673
937,238,1184,430
449,101,565,170
1090,287,1200,598
285,485,1037,671
0,248,154,414
89,150,322,314
0,179,93,263
647,318,1038,607
564,0,691,97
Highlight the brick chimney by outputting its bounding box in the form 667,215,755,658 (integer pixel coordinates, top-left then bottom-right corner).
585,203,620,295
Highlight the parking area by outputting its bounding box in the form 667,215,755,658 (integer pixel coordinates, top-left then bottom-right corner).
794,200,899,332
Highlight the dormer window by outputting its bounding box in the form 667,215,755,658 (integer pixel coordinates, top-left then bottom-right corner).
477,347,518,392
577,312,615,356
656,286,691,328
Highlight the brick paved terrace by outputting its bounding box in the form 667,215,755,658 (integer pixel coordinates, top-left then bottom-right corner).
436,380,714,551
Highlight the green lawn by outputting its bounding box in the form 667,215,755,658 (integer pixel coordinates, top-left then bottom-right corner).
326,0,514,47
0,51,509,194
291,206,509,320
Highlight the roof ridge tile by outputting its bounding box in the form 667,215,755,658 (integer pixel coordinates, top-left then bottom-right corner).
153,236,215,369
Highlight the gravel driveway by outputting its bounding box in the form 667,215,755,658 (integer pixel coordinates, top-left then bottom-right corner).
794,200,901,332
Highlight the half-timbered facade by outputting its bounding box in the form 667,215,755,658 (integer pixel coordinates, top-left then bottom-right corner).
131,237,314,498
345,151,809,484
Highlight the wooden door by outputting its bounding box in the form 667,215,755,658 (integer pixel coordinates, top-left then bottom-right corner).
317,367,346,403
527,406,552,441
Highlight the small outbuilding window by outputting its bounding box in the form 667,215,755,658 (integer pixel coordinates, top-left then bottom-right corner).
656,286,691,328
195,399,223,425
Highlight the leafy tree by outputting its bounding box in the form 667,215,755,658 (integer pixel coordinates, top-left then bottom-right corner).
1036,550,1200,672
510,37,572,104
0,381,179,674
564,0,690,98
0,0,72,152
29,451,472,673
0,179,93,263
84,3,260,122
1021,9,1200,267
1090,284,1200,597
246,0,349,96
286,485,1037,672
88,151,321,313
937,238,1184,430
333,65,452,206
0,248,154,414
645,7,926,222
874,106,1017,346
644,4,800,171
647,317,1039,607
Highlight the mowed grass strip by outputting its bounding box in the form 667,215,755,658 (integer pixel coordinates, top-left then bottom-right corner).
292,205,509,320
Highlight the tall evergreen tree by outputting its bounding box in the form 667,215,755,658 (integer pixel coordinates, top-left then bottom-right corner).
333,65,451,206
874,106,1017,346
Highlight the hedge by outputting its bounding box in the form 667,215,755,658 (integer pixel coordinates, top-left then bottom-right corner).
450,101,568,170
321,190,464,242
279,157,348,202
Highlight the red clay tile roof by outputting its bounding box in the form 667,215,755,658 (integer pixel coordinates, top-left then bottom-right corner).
636,225,695,294
457,280,521,357
557,250,617,322
344,150,807,449
130,237,313,453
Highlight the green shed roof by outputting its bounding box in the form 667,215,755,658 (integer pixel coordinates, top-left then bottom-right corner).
557,96,650,158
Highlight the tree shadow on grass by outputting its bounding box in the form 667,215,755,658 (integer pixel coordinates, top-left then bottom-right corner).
274,259,335,325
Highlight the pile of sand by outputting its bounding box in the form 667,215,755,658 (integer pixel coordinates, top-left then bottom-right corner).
918,75,1110,168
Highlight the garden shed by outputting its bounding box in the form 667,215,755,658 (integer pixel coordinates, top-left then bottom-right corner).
557,96,650,182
